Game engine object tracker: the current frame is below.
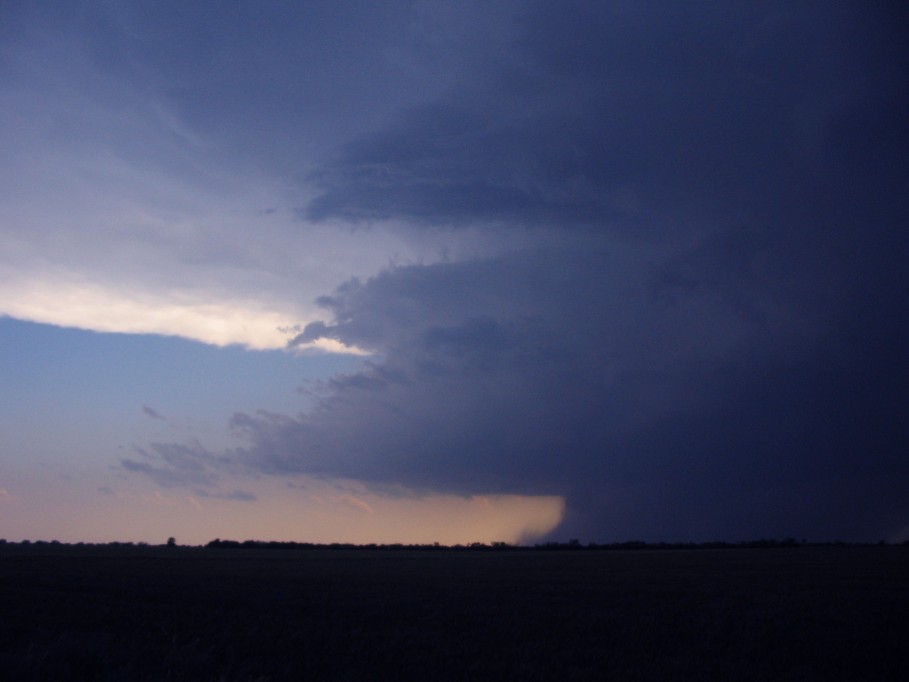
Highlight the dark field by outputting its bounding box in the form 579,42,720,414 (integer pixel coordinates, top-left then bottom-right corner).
1,545,907,680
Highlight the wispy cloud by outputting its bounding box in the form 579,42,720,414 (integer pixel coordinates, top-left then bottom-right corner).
142,405,166,421
192,488,257,502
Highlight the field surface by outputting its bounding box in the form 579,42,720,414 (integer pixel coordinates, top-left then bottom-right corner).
1,544,907,680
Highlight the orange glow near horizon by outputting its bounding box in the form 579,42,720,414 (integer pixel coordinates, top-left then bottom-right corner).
0,474,565,546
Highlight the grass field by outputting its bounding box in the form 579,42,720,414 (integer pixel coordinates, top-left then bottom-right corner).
1,544,906,680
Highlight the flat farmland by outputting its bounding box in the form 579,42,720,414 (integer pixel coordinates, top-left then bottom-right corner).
1,544,907,680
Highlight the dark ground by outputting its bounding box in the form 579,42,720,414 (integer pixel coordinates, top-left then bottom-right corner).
0,544,906,680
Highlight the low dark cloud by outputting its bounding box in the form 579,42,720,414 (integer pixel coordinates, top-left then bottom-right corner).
235,235,908,540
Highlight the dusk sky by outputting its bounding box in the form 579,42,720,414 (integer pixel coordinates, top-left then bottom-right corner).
1,1,906,545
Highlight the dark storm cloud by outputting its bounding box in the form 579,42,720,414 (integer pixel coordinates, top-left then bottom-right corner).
143,3,908,541
238,241,840,503
294,3,909,541
245,240,908,540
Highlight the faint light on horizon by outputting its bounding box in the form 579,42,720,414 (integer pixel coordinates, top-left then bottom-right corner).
1,475,566,546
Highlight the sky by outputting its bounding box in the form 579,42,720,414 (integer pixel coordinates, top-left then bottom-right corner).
1,1,907,545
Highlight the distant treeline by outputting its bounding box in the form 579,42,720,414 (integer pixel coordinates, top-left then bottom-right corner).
1,537,905,550
203,537,904,551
